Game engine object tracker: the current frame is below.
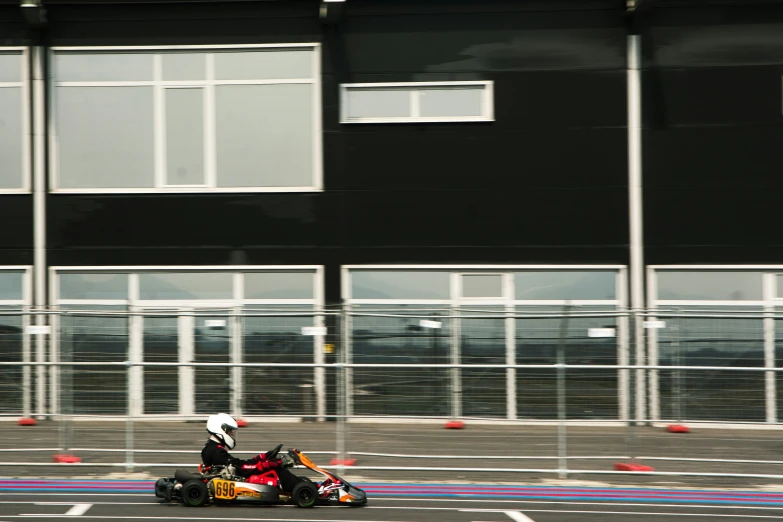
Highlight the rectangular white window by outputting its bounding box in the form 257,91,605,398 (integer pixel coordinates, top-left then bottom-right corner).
0,48,29,192
50,45,322,193
340,81,494,124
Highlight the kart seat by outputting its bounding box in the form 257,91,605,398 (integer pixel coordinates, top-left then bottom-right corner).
174,469,204,482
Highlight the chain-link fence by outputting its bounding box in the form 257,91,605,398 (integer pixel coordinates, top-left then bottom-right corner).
2,307,783,483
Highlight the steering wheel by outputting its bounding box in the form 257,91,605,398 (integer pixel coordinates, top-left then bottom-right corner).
265,443,283,460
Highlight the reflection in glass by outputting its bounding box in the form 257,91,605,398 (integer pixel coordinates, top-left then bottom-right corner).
59,272,128,300
55,52,154,82
0,87,23,189
195,315,231,414
0,272,24,301
142,315,179,414
165,88,205,186
59,308,129,414
345,89,411,119
515,271,616,300
216,84,313,187
419,87,483,118
139,272,233,300
0,310,23,414
460,307,506,418
161,53,206,81
658,306,764,422
656,271,762,300
351,271,450,300
57,87,155,189
244,272,314,299
214,50,312,80
351,305,450,416
461,274,502,298
0,53,21,82
515,306,618,420
242,307,314,416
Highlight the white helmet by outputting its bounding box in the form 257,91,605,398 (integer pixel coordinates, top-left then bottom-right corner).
206,413,239,450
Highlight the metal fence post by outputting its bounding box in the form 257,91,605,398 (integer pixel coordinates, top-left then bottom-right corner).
335,305,347,473
126,360,135,473
672,310,683,423
556,304,572,479
626,310,639,462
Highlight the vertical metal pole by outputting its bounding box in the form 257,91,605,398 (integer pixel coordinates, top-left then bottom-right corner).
179,312,195,417
763,273,776,424
556,304,571,479
31,46,47,418
505,303,517,420
450,304,462,419
672,312,682,422
627,33,647,424
125,360,135,473
335,305,347,473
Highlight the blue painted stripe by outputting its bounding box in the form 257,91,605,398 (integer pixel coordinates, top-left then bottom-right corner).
2,479,783,506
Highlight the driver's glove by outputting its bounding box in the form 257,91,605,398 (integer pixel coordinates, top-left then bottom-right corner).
280,455,295,468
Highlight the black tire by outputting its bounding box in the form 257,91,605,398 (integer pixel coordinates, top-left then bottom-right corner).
292,481,318,508
181,480,209,507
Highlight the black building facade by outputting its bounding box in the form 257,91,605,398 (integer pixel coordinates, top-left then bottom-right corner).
1,0,782,423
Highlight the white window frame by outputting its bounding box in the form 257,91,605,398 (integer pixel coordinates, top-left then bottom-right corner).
646,265,783,426
0,47,31,194
49,265,325,420
48,44,323,194
342,264,628,423
339,81,494,124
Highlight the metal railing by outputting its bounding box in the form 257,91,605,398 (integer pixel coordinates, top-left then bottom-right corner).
0,306,782,481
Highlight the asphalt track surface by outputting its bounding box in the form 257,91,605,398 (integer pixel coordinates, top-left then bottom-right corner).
4,481,783,522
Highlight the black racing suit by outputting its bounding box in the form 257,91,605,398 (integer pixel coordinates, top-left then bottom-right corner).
201,439,303,492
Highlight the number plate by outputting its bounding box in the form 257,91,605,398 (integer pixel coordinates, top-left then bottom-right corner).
213,479,236,500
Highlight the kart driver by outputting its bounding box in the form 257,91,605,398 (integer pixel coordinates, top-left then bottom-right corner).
201,413,304,492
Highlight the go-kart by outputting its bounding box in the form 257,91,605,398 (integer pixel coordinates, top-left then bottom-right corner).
154,444,367,508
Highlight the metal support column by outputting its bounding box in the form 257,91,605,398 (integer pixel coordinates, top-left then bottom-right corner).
627,32,646,423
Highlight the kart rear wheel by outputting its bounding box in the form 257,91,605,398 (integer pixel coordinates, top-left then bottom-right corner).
181,480,209,507
292,481,317,508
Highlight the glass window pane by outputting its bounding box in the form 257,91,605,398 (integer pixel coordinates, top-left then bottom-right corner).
419,86,483,118
656,271,762,300
214,50,312,80
0,87,23,189
59,272,128,300
59,307,129,414
350,305,451,416
351,271,450,299
139,272,233,300
345,88,411,119
0,53,21,82
56,87,155,189
142,313,178,414
515,271,617,300
55,52,154,82
0,272,24,301
216,84,313,187
462,274,502,298
0,308,24,414
244,272,314,299
165,88,204,185
161,52,206,81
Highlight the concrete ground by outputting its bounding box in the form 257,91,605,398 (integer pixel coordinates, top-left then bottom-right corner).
2,420,783,490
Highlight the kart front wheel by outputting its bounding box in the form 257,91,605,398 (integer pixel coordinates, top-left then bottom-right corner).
292,481,318,508
181,480,209,507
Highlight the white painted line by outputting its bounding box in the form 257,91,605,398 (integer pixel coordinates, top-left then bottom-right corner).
505,512,536,522
28,504,92,518
65,505,92,516
463,509,783,519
